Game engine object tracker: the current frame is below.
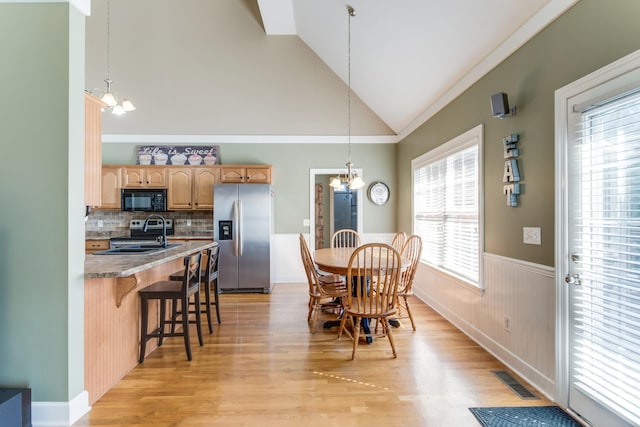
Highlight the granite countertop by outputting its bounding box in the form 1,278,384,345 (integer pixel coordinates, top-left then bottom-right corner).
85,241,217,279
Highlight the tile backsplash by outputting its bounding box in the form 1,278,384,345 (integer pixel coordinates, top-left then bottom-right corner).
86,210,213,238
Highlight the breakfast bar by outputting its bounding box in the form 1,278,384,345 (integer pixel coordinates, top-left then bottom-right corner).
84,241,216,405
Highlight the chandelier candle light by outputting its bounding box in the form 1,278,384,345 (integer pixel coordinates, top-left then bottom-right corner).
95,0,135,115
330,5,365,191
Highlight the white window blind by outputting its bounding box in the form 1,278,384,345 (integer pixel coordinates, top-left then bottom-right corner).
412,126,482,285
571,89,640,425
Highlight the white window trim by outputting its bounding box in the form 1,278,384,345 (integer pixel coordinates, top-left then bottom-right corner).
411,123,484,291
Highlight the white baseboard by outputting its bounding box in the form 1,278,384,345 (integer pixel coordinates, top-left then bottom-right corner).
31,391,90,427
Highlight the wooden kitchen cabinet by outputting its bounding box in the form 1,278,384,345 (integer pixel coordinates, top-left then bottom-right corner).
220,165,271,184
167,168,192,209
100,166,121,209
167,166,219,210
192,167,219,209
85,239,109,253
122,166,166,188
84,93,106,207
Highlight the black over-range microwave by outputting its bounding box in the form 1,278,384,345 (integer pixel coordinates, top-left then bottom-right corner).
121,188,167,212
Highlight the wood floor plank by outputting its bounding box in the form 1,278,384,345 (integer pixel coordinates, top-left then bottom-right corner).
74,283,552,426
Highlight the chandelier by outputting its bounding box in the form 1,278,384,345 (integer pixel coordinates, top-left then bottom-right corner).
93,0,135,115
329,5,365,191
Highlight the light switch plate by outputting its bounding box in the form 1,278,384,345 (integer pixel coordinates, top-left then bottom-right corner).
303,219,310,227
523,227,541,245
186,220,192,227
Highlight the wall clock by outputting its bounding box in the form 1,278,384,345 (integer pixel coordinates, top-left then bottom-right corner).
368,181,390,206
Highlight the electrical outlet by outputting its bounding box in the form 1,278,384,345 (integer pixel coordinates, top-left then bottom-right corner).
523,227,541,245
303,219,310,227
97,220,104,228
504,316,512,332
186,219,192,227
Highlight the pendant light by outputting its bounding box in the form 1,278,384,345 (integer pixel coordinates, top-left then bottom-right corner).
93,0,135,115
330,5,365,191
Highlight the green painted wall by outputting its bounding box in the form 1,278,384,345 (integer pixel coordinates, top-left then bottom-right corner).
103,142,397,234
397,0,640,267
0,3,85,402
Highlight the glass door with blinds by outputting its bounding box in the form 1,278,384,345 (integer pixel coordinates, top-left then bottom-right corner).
565,81,640,426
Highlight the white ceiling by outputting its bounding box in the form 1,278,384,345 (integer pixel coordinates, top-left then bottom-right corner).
258,0,578,138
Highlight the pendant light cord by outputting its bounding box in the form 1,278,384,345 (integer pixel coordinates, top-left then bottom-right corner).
347,6,354,165
105,0,111,84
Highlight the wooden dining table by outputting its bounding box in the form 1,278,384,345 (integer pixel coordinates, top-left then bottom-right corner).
314,246,410,275
313,246,410,338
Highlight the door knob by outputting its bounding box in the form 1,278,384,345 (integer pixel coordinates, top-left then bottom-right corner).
565,274,581,285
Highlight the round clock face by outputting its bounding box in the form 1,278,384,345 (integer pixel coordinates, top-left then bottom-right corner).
368,182,390,205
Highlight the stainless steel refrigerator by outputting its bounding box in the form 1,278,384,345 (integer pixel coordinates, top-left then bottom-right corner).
213,184,272,293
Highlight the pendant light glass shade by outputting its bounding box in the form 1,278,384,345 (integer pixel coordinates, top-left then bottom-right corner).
101,91,117,107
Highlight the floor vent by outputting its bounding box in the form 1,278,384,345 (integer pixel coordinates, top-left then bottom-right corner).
491,370,539,400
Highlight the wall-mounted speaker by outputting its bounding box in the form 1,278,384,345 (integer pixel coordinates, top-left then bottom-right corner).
491,92,510,118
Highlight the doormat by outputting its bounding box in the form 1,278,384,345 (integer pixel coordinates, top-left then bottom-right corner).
469,406,581,427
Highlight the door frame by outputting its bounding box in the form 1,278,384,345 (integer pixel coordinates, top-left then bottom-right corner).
554,48,640,413
309,168,363,251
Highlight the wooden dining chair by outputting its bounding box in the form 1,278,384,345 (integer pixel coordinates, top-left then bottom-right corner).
396,235,423,331
299,234,348,333
391,231,407,252
138,251,203,362
331,229,361,248
338,243,402,359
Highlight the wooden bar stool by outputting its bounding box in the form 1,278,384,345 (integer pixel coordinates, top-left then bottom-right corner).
169,245,221,333
138,251,203,363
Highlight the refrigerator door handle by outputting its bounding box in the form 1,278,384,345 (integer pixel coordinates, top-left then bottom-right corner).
233,200,239,256
237,199,243,256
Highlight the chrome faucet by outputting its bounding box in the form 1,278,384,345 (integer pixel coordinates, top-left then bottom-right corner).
142,214,167,248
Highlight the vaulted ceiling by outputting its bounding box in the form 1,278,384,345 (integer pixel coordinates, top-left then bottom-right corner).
257,0,577,138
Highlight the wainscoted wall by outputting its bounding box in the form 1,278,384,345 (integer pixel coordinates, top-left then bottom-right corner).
412,253,557,400
272,233,395,284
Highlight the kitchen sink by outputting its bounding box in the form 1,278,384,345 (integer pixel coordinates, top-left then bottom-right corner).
92,244,182,255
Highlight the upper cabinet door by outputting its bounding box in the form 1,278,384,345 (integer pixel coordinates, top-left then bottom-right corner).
220,165,271,184
122,167,166,187
193,167,219,210
167,168,193,209
100,166,121,209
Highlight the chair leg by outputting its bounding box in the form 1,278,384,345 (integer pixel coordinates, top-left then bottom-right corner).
213,279,221,324
181,296,192,361
203,281,213,334
139,295,149,363
194,292,204,347
307,296,314,322
404,296,416,331
351,317,361,360
383,318,397,358
337,312,349,339
159,299,168,346
169,298,178,336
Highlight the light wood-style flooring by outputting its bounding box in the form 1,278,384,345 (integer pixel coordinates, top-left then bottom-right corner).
74,283,551,426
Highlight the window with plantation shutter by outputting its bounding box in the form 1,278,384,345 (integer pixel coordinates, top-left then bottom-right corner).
412,125,483,287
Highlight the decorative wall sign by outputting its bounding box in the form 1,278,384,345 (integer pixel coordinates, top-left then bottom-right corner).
502,134,521,206
136,145,221,166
